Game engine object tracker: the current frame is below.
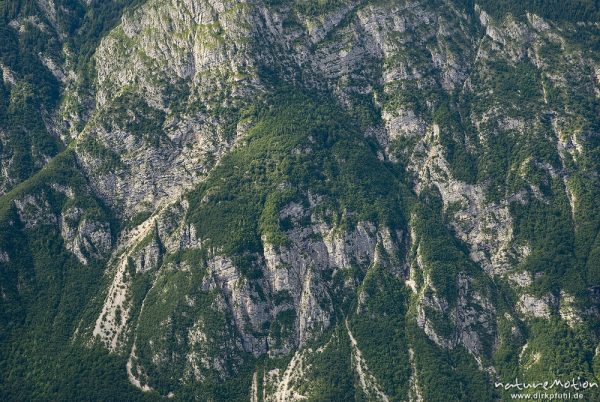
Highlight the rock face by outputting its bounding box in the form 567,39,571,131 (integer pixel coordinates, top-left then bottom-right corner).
1,0,600,401
60,207,112,266
74,0,270,218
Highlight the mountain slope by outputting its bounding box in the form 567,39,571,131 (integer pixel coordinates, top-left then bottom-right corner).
1,0,600,401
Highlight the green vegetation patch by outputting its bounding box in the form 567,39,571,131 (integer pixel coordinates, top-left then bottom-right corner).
187,87,410,257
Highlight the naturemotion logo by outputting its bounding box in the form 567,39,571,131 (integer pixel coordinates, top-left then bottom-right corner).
494,378,598,392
